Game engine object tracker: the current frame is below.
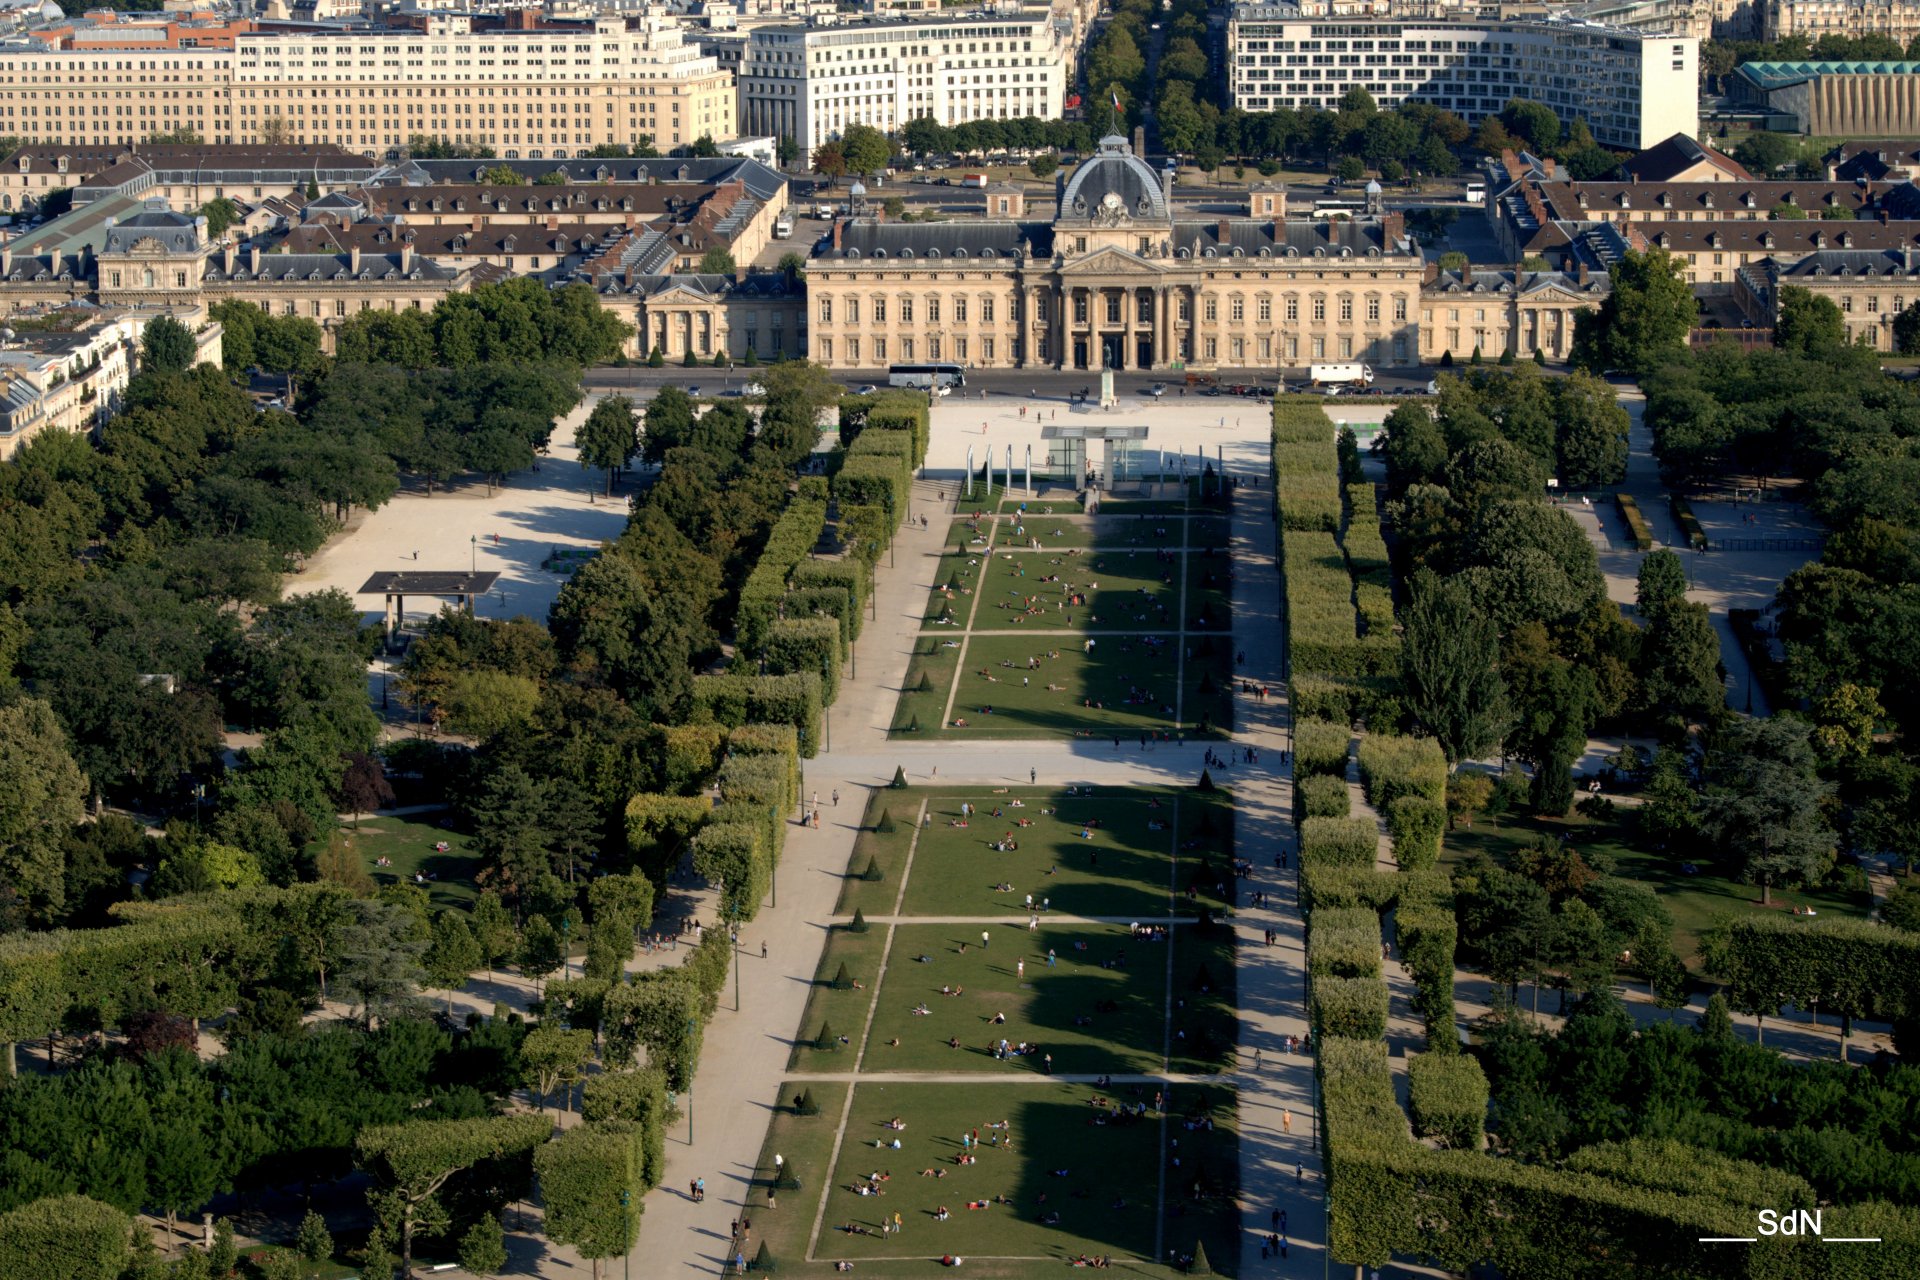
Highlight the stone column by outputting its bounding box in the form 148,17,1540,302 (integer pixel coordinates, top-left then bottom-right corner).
1054,281,1067,368
1088,289,1103,372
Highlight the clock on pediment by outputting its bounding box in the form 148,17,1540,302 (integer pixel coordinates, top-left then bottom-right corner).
1094,190,1130,228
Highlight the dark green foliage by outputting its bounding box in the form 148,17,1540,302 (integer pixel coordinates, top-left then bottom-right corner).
1297,773,1351,820
1407,1051,1487,1148
1196,768,1215,791
791,1088,819,1117
751,1241,776,1272
849,908,869,934
1188,1240,1211,1275
862,855,883,882
814,1021,836,1051
890,766,907,788
831,962,853,991
874,808,895,834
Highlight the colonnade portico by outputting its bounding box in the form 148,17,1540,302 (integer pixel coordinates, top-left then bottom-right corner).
1042,278,1197,372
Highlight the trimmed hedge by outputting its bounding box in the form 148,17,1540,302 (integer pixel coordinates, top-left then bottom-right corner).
791,561,868,643
1406,1051,1487,1150
1311,974,1389,1039
1356,735,1447,809
1300,816,1379,868
1273,403,1342,533
1616,493,1653,551
1298,773,1351,820
1386,796,1445,871
737,485,830,655
1282,530,1365,675
690,822,769,918
690,672,825,758
1308,906,1383,980
1670,493,1708,550
765,617,843,705
1293,718,1352,778
0,1194,132,1280
1291,674,1406,728
1300,863,1400,915
659,724,727,795
782,585,855,647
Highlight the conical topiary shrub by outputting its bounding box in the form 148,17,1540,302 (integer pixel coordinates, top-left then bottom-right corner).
647,346,665,368
875,808,895,833
1190,962,1216,992
907,715,921,732
751,1240,776,1272
915,671,934,693
863,855,884,882
1197,768,1216,792
814,1021,835,1051
849,908,869,934
1199,671,1215,694
832,962,853,991
776,1162,801,1189
791,1087,814,1114
890,766,908,789
1189,1240,1213,1275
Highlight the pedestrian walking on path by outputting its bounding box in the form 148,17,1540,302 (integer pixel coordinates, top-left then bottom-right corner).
1030,767,1037,784
981,930,990,948
761,941,768,960
1253,1047,1261,1071
1282,1108,1292,1134
833,789,840,807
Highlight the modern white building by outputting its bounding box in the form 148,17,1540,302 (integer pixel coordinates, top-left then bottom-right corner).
739,10,1075,155
1225,8,1700,151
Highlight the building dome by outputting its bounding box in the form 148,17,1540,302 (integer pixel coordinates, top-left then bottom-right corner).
849,181,867,198
1059,135,1169,223
1365,179,1382,195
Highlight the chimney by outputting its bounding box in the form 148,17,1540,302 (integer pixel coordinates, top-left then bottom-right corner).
249,244,260,274
1217,219,1231,246
1577,260,1589,285
472,215,482,232
832,219,843,252
349,244,360,273
401,241,413,272
1543,158,1556,179
1382,211,1405,246
1162,166,1174,212
222,242,235,274
1423,259,1439,285
546,215,559,231
0,240,10,277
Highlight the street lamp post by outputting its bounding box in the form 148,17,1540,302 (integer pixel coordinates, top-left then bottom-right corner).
731,913,742,1012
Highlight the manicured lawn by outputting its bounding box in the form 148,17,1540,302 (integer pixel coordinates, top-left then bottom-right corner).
742,1079,852,1266
899,790,1181,920
788,923,894,1072
891,637,963,735
939,633,1184,738
349,815,481,911
974,546,1184,632
862,922,1170,1074
816,1081,1239,1272
835,796,923,918
1442,811,1872,966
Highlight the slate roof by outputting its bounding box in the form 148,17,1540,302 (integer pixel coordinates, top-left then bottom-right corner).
1831,140,1920,180
1535,181,1888,220
1770,247,1920,278
1427,267,1611,298
1167,219,1408,259
202,251,461,285
1616,134,1754,183
814,220,1053,262
1059,135,1170,223
102,206,201,255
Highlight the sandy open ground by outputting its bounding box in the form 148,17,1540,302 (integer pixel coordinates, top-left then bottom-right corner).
293,394,631,626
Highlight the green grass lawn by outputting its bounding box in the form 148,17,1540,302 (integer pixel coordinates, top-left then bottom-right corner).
348,815,481,911
817,1081,1238,1273
862,921,1169,1074
973,546,1184,632
899,790,1181,920
1442,811,1872,967
789,923,894,1072
892,637,964,735
937,633,1184,738
742,1079,852,1268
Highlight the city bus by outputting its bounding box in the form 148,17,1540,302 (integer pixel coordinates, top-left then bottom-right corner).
1312,197,1367,216
888,363,967,392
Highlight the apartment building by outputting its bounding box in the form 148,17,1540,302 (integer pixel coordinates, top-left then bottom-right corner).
739,11,1074,154
0,8,736,155
1761,0,1920,42
1224,8,1699,150
0,308,221,460
1736,246,1920,347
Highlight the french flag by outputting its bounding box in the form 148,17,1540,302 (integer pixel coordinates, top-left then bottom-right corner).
1111,90,1123,111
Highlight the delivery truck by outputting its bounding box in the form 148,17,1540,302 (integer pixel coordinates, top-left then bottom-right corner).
1309,363,1373,388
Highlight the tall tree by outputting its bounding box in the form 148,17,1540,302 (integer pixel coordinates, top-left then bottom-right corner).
423,911,483,1014
469,765,554,918
1774,285,1848,355
356,1114,549,1279
575,396,638,497
1401,568,1510,763
1637,599,1725,727
139,317,197,377
0,695,87,925
533,1122,642,1278
330,898,430,1028
520,1025,594,1116
1697,716,1836,903
1571,248,1697,376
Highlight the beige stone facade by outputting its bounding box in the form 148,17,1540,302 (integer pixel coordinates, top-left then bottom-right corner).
0,308,222,460
1736,247,1920,348
804,138,1426,372
1420,269,1605,363
1763,0,1920,42
0,11,736,155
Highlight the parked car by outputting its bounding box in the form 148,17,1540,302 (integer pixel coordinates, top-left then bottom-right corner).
935,176,953,186
1147,382,1168,397
742,382,766,396
853,383,879,395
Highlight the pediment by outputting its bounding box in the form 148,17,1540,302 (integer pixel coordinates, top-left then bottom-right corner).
647,284,714,304
1057,245,1159,276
